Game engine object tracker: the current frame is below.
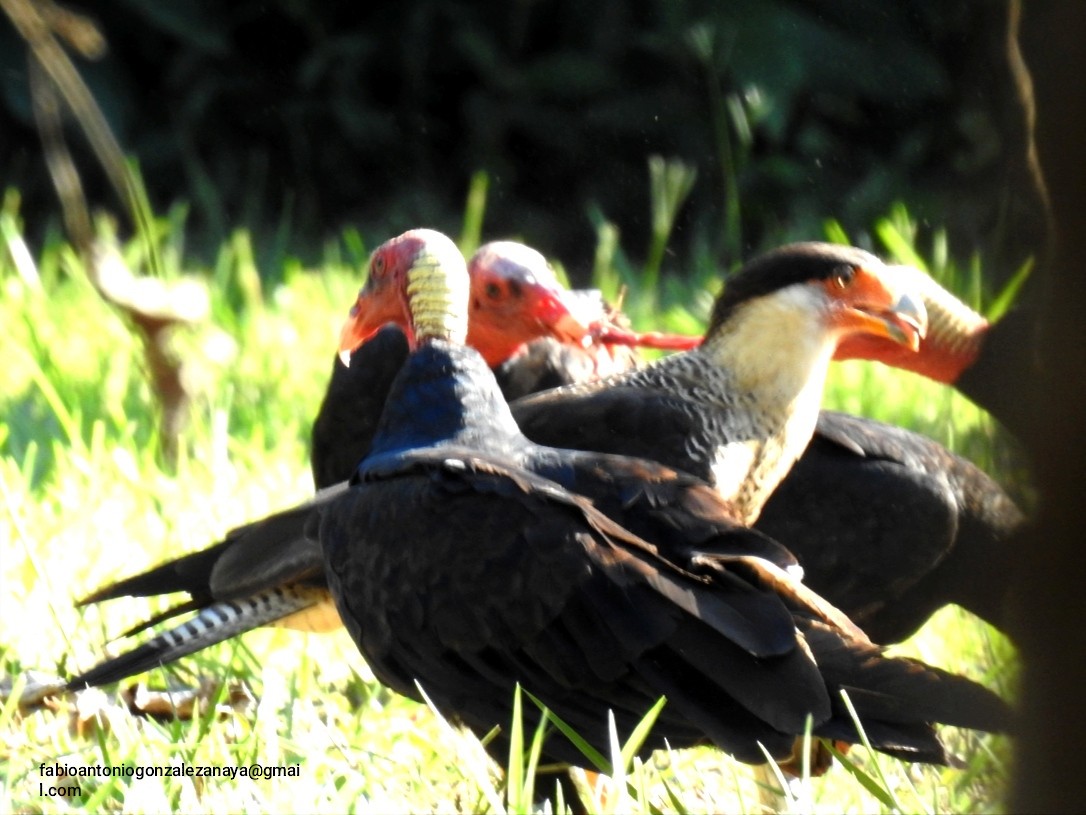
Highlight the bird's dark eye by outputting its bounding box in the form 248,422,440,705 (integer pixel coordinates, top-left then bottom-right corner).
832,265,857,288
372,254,386,277
485,282,502,299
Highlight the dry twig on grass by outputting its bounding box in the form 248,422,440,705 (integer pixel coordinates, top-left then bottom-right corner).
1,0,208,461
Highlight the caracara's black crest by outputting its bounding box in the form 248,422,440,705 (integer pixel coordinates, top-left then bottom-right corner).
708,243,880,335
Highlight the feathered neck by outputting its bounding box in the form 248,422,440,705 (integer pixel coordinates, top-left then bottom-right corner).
697,285,839,414
367,340,523,459
684,285,840,524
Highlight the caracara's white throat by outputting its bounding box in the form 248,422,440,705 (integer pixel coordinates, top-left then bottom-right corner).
700,283,842,402
666,282,845,523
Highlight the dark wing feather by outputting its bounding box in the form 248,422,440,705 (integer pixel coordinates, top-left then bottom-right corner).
76,542,228,606
758,411,1024,641
513,384,715,482
77,483,345,617
311,325,410,489
493,336,643,401
799,617,1013,734
367,447,800,658
528,449,798,571
956,307,1036,437
206,482,347,598
323,450,836,763
329,447,1012,770
67,585,327,689
493,338,599,400
71,484,348,676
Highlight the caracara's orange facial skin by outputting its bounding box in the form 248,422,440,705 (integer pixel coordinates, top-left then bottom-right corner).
822,265,926,352
833,262,988,383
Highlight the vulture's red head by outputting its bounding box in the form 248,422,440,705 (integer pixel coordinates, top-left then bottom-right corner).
466,242,593,365
338,236,592,367
832,264,989,384
338,229,437,358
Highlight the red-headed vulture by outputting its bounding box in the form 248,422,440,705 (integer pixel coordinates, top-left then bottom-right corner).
64,236,709,683
312,238,690,487
834,262,1034,439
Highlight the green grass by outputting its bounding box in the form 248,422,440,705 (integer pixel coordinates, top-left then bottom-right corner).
1,201,1017,813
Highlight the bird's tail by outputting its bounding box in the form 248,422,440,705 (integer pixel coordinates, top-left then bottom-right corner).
801,617,1013,762
67,585,328,690
75,542,228,607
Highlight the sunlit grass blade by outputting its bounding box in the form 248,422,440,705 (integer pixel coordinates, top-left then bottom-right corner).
606,710,629,814
619,695,667,771
518,692,667,814
506,683,525,812
10,341,87,458
987,257,1033,321
822,741,898,809
123,159,165,279
875,215,928,272
1,207,40,287
1,468,77,656
754,743,796,811
659,775,685,813
796,714,813,814
414,681,506,813
589,210,623,303
461,170,490,258
835,689,907,812
645,155,697,293
633,757,650,813
822,217,852,246
340,226,368,269
551,774,565,814
522,689,609,774
522,695,554,812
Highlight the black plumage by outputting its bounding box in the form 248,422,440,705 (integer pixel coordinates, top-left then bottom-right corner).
71,240,1021,693
955,307,1037,439
311,326,410,490
317,335,1010,773
493,336,638,401
73,233,1011,767
310,276,1024,644
758,411,1023,642
71,275,653,686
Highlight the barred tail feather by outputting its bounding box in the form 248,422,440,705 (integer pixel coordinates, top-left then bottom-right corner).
67,585,325,689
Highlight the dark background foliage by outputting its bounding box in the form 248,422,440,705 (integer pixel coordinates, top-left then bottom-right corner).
0,0,1047,281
